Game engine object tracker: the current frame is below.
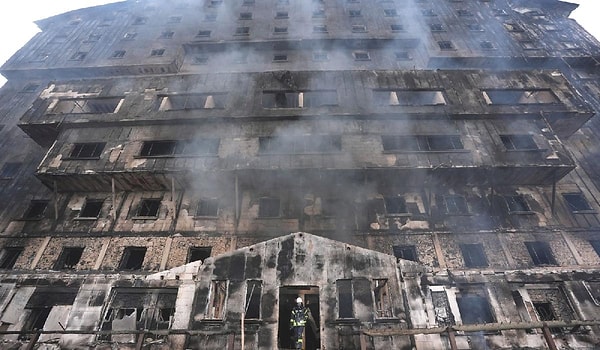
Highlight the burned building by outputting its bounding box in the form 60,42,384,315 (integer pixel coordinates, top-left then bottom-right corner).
0,0,599,348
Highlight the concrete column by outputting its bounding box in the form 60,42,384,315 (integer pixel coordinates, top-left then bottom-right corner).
160,236,173,271
30,237,51,269
94,238,111,270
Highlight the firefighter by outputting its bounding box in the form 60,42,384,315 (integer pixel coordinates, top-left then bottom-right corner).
290,297,309,349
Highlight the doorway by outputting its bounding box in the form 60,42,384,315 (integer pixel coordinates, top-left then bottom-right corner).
278,286,320,350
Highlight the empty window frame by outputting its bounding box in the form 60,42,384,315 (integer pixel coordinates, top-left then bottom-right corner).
137,199,161,217
139,139,220,157
393,245,418,262
23,200,49,220
21,83,40,93
150,48,165,56
430,23,445,31
384,9,398,16
69,142,105,159
384,197,408,215
79,199,104,218
460,243,488,267
54,247,84,270
123,32,137,40
382,135,463,152
503,22,523,32
395,51,411,60
196,30,211,38
349,9,362,17
467,23,484,31
352,25,367,33
205,13,217,22
0,162,21,179
275,11,289,19
119,247,147,270
111,50,126,58
159,93,227,110
337,279,354,318
259,135,341,154
503,195,530,213
422,9,436,16
480,41,495,49
193,56,208,65
483,89,558,104
373,279,393,318
374,90,446,106
532,302,562,333
235,27,250,35
589,240,600,257
245,280,262,319
19,308,52,340
313,25,328,33
457,9,473,16
390,24,404,32
0,247,23,269
159,31,174,39
208,280,228,319
438,40,454,50
188,246,212,263
258,197,280,218
196,198,219,217
273,54,288,62
51,98,122,114
262,90,337,108
99,288,177,340
353,51,370,60
239,12,253,20
274,26,288,34
563,193,593,212
456,294,494,324
70,51,88,60
133,17,148,25
443,195,469,215
525,241,557,266
500,135,538,151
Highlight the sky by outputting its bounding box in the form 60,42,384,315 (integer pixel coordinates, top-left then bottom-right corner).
0,0,598,87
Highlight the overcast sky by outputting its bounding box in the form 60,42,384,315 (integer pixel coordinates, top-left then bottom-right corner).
0,0,598,87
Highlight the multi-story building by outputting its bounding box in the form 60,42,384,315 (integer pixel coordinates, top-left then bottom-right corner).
0,0,599,348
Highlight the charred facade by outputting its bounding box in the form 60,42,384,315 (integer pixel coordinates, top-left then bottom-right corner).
0,0,599,349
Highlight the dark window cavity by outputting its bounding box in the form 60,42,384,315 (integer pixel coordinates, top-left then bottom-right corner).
483,89,558,104
391,24,404,32
443,195,469,215
384,9,398,16
159,93,227,110
262,90,337,108
274,26,288,34
51,98,122,114
563,193,592,212
150,49,165,56
273,54,288,62
500,135,538,150
235,27,250,35
258,197,280,218
208,280,228,319
382,135,463,151
349,10,361,17
395,51,411,60
196,198,219,217
373,279,392,318
384,197,407,214
313,25,328,33
54,247,84,270
69,142,105,159
438,41,454,50
245,280,262,319
0,247,23,269
460,243,488,267
111,50,126,58
504,195,530,212
430,23,444,31
275,11,289,19
23,200,49,220
393,245,418,262
140,139,219,157
526,241,557,266
70,51,88,60
137,199,161,217
79,199,103,218
337,279,354,318
197,30,211,37
352,25,367,33
456,295,494,324
354,51,370,60
188,246,212,263
374,90,446,106
119,247,147,270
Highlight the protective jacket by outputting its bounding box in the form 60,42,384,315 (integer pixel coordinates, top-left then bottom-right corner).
290,305,309,327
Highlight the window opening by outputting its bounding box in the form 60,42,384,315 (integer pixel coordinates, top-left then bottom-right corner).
137,199,161,217
337,279,354,318
456,294,494,324
245,280,262,319
500,135,537,150
52,98,122,114
0,247,23,269
79,199,103,218
393,245,418,262
483,89,558,104
526,241,557,266
375,90,446,106
119,247,147,270
24,200,49,220
373,279,392,318
504,195,530,212
208,280,228,319
69,142,105,159
382,135,462,151
443,195,469,215
563,193,592,212
460,243,488,267
188,247,212,263
196,198,219,217
259,135,341,154
1,162,21,179
54,247,84,270
384,197,407,215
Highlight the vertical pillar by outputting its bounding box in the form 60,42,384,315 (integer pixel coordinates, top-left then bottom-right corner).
541,324,558,350
30,236,51,269
447,327,458,350
160,237,173,271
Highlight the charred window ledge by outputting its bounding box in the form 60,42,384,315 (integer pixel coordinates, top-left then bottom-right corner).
504,149,547,153
331,318,360,324
73,217,99,221
134,154,219,159
508,210,536,215
259,151,343,155
193,216,218,219
571,210,596,214
373,317,403,324
64,157,102,161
